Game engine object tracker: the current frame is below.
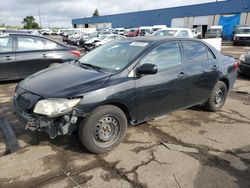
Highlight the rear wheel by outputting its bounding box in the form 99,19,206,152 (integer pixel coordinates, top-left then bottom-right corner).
78,105,127,154
205,81,227,112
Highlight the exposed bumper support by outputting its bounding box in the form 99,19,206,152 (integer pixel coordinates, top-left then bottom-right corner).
14,107,87,139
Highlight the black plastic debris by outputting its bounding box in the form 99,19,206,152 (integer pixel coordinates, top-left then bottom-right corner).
0,118,20,154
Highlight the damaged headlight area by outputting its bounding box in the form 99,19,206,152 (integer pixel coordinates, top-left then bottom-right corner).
33,98,81,117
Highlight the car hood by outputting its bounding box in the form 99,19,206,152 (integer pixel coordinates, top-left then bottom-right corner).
19,63,111,98
235,34,250,37
85,37,100,44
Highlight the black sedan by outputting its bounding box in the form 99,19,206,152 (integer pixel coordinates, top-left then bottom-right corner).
0,33,80,81
239,51,250,75
14,37,238,154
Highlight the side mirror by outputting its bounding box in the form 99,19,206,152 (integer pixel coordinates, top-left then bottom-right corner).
136,63,158,75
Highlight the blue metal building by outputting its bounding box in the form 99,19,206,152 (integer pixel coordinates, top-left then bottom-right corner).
72,0,250,28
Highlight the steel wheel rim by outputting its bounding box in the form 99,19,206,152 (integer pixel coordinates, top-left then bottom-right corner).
214,88,224,107
93,115,120,147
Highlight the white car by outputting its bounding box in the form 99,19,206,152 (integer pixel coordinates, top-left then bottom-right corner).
84,34,126,51
151,28,194,38
40,29,52,35
94,35,126,47
233,26,250,45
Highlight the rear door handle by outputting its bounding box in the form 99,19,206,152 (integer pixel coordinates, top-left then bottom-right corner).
178,72,188,78
4,56,14,61
43,54,48,58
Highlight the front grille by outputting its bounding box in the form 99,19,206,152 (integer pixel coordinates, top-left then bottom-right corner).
15,87,41,113
239,37,250,40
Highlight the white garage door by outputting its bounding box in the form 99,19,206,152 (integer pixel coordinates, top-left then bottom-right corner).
193,16,209,25
171,18,185,27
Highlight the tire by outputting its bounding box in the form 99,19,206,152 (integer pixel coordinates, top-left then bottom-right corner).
78,105,127,154
205,81,228,112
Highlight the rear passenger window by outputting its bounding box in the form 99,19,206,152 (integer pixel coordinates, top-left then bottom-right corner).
182,41,208,63
44,40,60,49
0,37,13,52
141,41,181,70
17,37,44,51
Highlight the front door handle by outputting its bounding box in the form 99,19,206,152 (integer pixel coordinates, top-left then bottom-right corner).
4,56,14,61
178,72,188,78
212,65,217,70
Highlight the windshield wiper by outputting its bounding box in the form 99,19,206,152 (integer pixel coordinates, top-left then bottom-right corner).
77,61,102,72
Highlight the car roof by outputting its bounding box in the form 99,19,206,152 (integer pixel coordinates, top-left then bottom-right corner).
159,28,190,31
122,36,198,43
1,33,68,47
237,26,250,29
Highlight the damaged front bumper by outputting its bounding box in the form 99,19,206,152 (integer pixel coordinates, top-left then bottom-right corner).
13,87,87,139
14,105,86,139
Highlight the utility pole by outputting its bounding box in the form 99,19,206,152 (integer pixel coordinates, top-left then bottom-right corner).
37,0,42,28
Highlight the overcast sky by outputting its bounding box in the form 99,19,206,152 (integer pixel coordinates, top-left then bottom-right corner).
0,0,221,28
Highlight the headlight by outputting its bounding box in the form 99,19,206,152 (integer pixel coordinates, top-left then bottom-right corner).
33,98,81,117
239,54,246,62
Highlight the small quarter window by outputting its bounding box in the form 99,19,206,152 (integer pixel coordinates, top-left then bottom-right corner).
17,37,44,51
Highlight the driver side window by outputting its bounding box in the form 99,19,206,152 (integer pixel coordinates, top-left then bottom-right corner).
141,41,182,70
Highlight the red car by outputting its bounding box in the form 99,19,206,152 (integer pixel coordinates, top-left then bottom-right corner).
126,28,140,37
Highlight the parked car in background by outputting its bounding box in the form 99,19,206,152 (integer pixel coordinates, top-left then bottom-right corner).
151,28,193,38
14,37,238,154
239,51,250,75
139,26,153,36
205,28,222,38
79,32,99,47
152,25,167,32
29,30,43,36
114,28,127,35
126,28,140,37
62,29,76,42
84,34,125,51
40,29,53,35
0,33,80,81
51,29,61,35
233,26,250,45
94,34,126,47
0,29,30,35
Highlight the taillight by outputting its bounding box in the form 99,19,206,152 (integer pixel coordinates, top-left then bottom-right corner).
234,60,239,68
70,50,81,57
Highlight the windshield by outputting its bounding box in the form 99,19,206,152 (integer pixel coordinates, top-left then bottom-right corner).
152,30,177,37
78,40,148,71
67,30,75,35
98,35,108,40
206,29,221,34
236,28,250,34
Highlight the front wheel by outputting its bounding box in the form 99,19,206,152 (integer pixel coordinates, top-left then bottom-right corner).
205,81,228,112
78,105,127,154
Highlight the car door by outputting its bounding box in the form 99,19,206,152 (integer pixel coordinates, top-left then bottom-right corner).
181,41,220,106
135,41,190,121
0,36,17,80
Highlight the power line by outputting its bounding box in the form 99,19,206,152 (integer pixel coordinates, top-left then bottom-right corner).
37,0,42,27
